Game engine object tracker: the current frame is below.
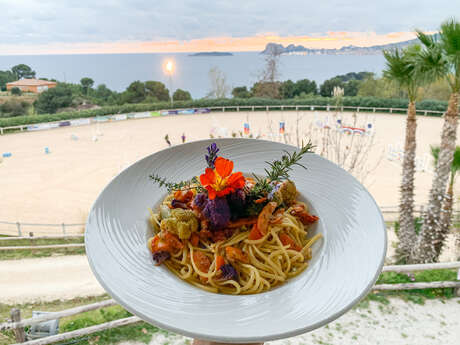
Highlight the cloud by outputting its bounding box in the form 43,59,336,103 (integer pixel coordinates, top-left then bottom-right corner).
0,0,456,54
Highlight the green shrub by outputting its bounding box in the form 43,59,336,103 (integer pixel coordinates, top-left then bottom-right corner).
0,99,30,117
10,87,22,96
173,88,192,101
0,96,453,129
34,84,73,114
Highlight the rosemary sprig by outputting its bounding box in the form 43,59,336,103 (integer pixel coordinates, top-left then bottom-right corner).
264,140,314,182
249,141,314,198
149,174,203,192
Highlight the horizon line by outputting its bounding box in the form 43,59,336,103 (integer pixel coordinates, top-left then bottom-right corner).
0,31,435,56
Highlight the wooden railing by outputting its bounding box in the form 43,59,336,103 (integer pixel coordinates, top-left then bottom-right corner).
1,261,459,345
0,234,85,251
0,220,85,237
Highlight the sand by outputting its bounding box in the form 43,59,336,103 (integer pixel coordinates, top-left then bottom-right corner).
0,110,459,235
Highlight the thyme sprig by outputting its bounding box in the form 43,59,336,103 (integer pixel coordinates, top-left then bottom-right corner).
149,174,203,192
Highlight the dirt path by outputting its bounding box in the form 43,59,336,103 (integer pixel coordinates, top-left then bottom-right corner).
0,255,104,304
119,297,460,345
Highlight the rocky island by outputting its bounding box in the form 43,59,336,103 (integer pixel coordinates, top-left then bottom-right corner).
188,52,233,56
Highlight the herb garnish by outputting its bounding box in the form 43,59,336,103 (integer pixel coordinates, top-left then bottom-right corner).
249,141,314,198
149,175,203,192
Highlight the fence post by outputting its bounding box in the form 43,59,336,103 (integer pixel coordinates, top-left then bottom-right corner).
16,222,22,237
11,308,26,342
252,106,254,111
456,268,460,297
0,128,3,135
373,107,376,113
390,108,393,113
357,107,360,112
222,107,225,112
62,223,66,235
266,106,269,111
237,106,239,112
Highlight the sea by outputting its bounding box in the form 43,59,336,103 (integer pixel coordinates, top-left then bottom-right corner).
0,52,386,99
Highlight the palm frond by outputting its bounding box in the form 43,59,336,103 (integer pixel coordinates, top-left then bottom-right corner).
413,44,449,85
382,45,422,100
452,146,460,175
439,18,460,85
430,145,440,167
416,30,437,48
430,145,460,176
440,18,460,57
383,49,411,88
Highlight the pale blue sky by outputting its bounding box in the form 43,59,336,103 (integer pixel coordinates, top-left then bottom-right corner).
0,0,457,53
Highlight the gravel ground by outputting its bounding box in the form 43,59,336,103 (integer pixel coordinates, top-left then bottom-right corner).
118,297,460,345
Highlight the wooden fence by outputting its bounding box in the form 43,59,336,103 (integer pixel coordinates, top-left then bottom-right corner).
1,261,459,345
0,220,85,237
1,205,454,238
0,104,447,135
0,234,85,251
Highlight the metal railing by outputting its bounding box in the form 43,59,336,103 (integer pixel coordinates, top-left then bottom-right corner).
0,104,447,135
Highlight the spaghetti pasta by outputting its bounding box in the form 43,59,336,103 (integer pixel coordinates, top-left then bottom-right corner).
148,141,321,295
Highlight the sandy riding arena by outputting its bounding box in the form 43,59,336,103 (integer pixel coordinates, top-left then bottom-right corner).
0,110,459,235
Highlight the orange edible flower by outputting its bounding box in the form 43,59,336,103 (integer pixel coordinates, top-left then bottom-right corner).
200,157,245,200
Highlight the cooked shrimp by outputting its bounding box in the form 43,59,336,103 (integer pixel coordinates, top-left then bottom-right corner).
257,201,277,234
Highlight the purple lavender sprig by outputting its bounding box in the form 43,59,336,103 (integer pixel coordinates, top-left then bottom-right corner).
205,143,220,169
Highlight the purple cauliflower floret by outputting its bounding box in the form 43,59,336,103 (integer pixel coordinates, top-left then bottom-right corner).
193,193,208,210
219,264,239,281
152,251,171,266
227,189,247,220
202,197,231,230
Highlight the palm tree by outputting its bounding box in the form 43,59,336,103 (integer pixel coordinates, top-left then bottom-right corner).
429,146,460,260
382,45,425,262
413,19,460,263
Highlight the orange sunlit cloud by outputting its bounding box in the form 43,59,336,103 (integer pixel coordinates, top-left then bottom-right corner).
0,31,435,55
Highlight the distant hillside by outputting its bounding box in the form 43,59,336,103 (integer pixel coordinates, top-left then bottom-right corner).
261,35,437,55
188,52,233,57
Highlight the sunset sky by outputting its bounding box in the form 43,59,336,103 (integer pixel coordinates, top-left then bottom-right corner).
0,0,455,55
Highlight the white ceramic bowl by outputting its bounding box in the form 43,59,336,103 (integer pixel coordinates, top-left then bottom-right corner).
86,138,386,343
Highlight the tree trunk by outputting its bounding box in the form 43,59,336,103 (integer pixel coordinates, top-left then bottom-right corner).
434,175,454,260
413,92,459,263
397,101,417,262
